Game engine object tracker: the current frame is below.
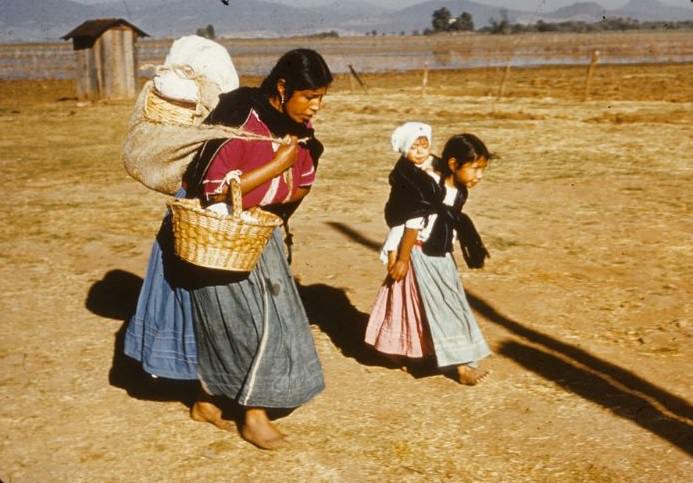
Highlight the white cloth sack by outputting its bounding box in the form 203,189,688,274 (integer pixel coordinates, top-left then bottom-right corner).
122,36,244,195
153,35,239,103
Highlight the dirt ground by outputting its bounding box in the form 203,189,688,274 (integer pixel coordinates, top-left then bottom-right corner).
1,62,691,482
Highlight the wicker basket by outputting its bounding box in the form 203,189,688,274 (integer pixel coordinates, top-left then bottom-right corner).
167,179,283,271
144,86,200,126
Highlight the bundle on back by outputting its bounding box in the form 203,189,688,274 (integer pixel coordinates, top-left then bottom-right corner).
122,35,257,195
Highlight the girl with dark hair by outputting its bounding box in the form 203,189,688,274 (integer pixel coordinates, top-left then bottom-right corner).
125,48,332,450
365,132,493,385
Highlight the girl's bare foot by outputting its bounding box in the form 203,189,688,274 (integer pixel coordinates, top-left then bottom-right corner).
381,352,405,368
190,397,235,432
454,365,489,386
240,408,286,450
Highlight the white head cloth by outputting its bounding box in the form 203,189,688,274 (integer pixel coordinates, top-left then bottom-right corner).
391,122,432,155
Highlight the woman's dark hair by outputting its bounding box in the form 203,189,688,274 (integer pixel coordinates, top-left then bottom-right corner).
435,133,494,178
260,48,333,99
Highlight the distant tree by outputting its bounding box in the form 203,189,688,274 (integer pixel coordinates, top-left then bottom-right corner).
432,7,451,32
477,14,693,34
306,30,339,38
412,29,420,36
196,24,216,39
371,29,378,36
600,16,639,31
489,9,510,34
451,11,474,31
459,12,474,31
511,23,527,33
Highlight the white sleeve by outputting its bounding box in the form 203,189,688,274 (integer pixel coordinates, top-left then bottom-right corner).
405,216,426,229
379,225,404,263
383,225,404,250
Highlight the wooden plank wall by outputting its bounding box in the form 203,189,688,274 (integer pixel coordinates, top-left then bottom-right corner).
75,46,100,100
101,29,116,98
121,29,136,98
74,27,138,100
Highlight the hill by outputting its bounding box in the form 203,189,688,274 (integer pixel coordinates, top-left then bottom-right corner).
0,0,691,42
520,0,693,24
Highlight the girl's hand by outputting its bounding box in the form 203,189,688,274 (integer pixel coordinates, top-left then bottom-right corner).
274,135,298,171
388,260,409,282
387,251,397,270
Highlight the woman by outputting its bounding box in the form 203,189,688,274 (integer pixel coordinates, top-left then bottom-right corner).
125,49,333,450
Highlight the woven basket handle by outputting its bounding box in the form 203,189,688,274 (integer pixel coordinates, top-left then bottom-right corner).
227,177,243,217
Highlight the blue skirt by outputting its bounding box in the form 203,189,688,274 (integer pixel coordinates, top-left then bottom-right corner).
124,194,198,380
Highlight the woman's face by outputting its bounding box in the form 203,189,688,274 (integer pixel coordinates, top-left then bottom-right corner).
284,86,327,124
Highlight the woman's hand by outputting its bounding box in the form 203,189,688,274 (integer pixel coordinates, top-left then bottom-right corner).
239,135,298,194
274,135,299,172
388,260,409,282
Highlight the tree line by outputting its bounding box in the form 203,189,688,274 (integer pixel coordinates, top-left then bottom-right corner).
194,9,692,39
426,7,693,35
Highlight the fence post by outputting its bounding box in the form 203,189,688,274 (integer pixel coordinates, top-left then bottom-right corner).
421,62,429,96
583,50,600,101
497,63,511,100
348,64,368,94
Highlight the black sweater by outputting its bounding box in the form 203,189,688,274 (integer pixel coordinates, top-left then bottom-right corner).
383,156,489,268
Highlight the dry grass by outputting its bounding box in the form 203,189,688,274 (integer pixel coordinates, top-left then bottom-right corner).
1,62,691,482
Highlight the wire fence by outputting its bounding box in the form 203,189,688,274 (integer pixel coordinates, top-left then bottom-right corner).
1,31,692,80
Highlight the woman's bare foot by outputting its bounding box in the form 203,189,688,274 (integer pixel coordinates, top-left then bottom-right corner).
454,365,489,386
240,408,286,450
190,397,235,432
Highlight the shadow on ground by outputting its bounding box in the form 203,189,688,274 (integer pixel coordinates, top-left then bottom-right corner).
85,269,199,407
467,291,693,456
297,281,439,378
328,220,693,454
325,221,381,251
85,269,142,322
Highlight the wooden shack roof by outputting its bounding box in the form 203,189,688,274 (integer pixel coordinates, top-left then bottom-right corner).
62,18,148,41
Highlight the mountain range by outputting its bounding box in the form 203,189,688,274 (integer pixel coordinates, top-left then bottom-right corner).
0,0,691,42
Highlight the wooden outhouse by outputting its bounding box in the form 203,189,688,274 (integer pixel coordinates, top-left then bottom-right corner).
62,18,148,100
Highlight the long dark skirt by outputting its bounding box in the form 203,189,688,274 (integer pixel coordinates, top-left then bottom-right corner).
190,228,324,408
124,209,198,380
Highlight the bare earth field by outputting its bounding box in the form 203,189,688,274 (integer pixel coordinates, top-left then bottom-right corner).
0,62,691,481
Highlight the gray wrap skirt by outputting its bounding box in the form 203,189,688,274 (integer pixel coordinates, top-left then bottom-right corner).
190,228,324,408
410,248,491,368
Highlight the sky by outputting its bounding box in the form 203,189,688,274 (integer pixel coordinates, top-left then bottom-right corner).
73,0,693,9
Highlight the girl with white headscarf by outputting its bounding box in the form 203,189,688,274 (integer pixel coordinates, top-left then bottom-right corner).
366,127,493,386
